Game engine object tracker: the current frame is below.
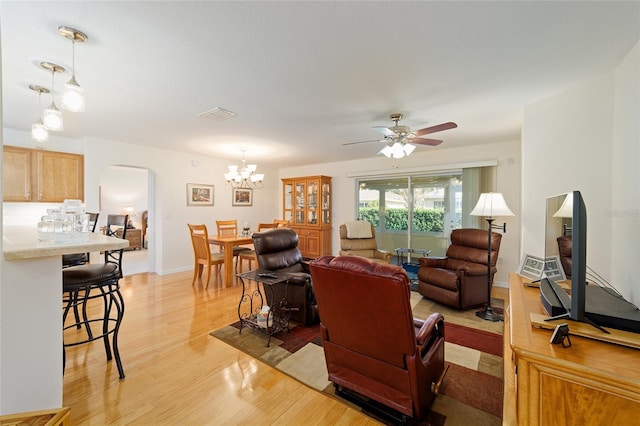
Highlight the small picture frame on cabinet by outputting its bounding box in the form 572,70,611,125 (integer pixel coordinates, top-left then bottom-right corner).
232,188,252,206
544,255,567,282
517,254,545,281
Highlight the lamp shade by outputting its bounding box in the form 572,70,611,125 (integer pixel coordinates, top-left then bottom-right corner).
470,192,514,218
552,193,573,218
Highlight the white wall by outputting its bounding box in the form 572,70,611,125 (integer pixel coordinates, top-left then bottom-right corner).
611,41,640,303
279,139,522,287
82,138,280,275
522,40,640,305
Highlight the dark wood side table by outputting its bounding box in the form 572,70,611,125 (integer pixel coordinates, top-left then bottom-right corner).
236,269,295,347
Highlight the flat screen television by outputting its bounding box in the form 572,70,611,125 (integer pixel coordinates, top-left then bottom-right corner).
542,191,588,322
541,191,640,333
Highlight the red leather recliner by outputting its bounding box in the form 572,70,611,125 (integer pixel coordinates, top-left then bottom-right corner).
309,255,445,422
417,228,502,309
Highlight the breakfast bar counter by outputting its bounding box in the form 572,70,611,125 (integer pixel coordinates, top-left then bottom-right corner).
1,227,127,415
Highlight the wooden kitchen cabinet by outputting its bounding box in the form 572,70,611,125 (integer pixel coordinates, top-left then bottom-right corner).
3,146,84,202
282,175,331,258
3,146,33,201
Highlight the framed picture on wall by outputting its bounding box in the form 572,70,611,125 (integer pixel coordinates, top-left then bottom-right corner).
232,188,252,206
187,183,214,206
517,254,545,281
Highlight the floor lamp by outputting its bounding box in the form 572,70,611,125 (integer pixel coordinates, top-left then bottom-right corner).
470,192,514,322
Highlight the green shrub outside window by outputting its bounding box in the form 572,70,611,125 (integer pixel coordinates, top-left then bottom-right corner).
358,208,445,232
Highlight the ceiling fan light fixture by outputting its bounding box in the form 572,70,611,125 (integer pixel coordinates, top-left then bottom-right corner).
403,142,416,156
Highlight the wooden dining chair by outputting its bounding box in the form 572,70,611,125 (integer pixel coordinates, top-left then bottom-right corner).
214,219,252,268
238,223,279,272
273,219,289,228
188,224,224,288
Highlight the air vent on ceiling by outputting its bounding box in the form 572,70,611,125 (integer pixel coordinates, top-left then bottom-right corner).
197,107,237,121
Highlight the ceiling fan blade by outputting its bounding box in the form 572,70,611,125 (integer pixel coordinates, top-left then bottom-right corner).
412,137,443,146
413,122,457,137
372,126,397,137
342,139,383,146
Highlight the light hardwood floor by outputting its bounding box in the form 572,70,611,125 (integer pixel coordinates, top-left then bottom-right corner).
63,263,377,425
63,262,510,424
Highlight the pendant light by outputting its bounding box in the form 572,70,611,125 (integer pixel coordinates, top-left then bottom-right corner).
59,26,87,112
29,85,50,142
40,62,65,131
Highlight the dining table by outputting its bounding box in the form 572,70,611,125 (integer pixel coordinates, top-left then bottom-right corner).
208,233,254,287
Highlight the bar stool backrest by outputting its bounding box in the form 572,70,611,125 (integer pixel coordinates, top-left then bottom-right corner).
105,214,129,279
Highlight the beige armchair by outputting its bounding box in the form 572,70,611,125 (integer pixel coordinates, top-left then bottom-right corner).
339,222,392,264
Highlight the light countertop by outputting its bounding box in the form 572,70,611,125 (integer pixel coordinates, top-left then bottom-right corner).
3,226,129,260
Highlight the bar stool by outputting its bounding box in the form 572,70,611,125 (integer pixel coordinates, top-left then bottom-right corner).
62,214,128,379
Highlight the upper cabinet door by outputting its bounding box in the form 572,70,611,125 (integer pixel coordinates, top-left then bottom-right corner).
35,150,84,202
3,146,33,201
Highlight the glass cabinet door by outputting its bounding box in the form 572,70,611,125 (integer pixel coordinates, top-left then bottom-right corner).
295,182,306,225
322,181,330,224
284,183,293,210
307,181,318,224
283,183,293,225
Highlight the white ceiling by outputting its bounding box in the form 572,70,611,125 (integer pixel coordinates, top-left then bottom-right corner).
2,1,639,168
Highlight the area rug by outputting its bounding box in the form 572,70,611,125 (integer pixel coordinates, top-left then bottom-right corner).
210,292,504,425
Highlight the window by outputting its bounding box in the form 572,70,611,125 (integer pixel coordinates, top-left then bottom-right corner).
356,166,494,257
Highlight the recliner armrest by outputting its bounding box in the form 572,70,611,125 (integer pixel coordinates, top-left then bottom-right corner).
287,272,311,287
418,257,447,268
374,249,392,262
415,312,445,346
456,264,487,276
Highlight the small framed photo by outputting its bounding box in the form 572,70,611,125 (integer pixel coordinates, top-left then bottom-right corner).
517,254,545,281
544,255,567,282
232,188,252,206
187,183,214,206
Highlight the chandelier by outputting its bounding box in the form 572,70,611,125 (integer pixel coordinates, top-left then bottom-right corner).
224,150,264,189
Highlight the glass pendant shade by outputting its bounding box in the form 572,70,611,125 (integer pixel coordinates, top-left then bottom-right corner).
62,76,85,112
29,84,50,142
40,62,65,131
32,119,49,142
43,102,64,131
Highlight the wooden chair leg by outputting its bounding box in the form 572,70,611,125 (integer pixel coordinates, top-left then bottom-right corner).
204,264,211,289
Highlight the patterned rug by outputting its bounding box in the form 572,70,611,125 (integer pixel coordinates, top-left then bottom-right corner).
210,292,504,425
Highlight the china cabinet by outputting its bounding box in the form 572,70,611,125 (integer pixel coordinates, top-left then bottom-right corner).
282,175,331,258
3,146,84,202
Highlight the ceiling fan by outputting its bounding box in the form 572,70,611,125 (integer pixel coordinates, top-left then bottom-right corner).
343,113,457,158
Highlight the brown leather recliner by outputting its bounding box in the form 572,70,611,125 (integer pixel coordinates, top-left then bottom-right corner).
309,255,445,422
557,235,572,279
252,228,319,326
417,228,502,309
338,223,392,263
